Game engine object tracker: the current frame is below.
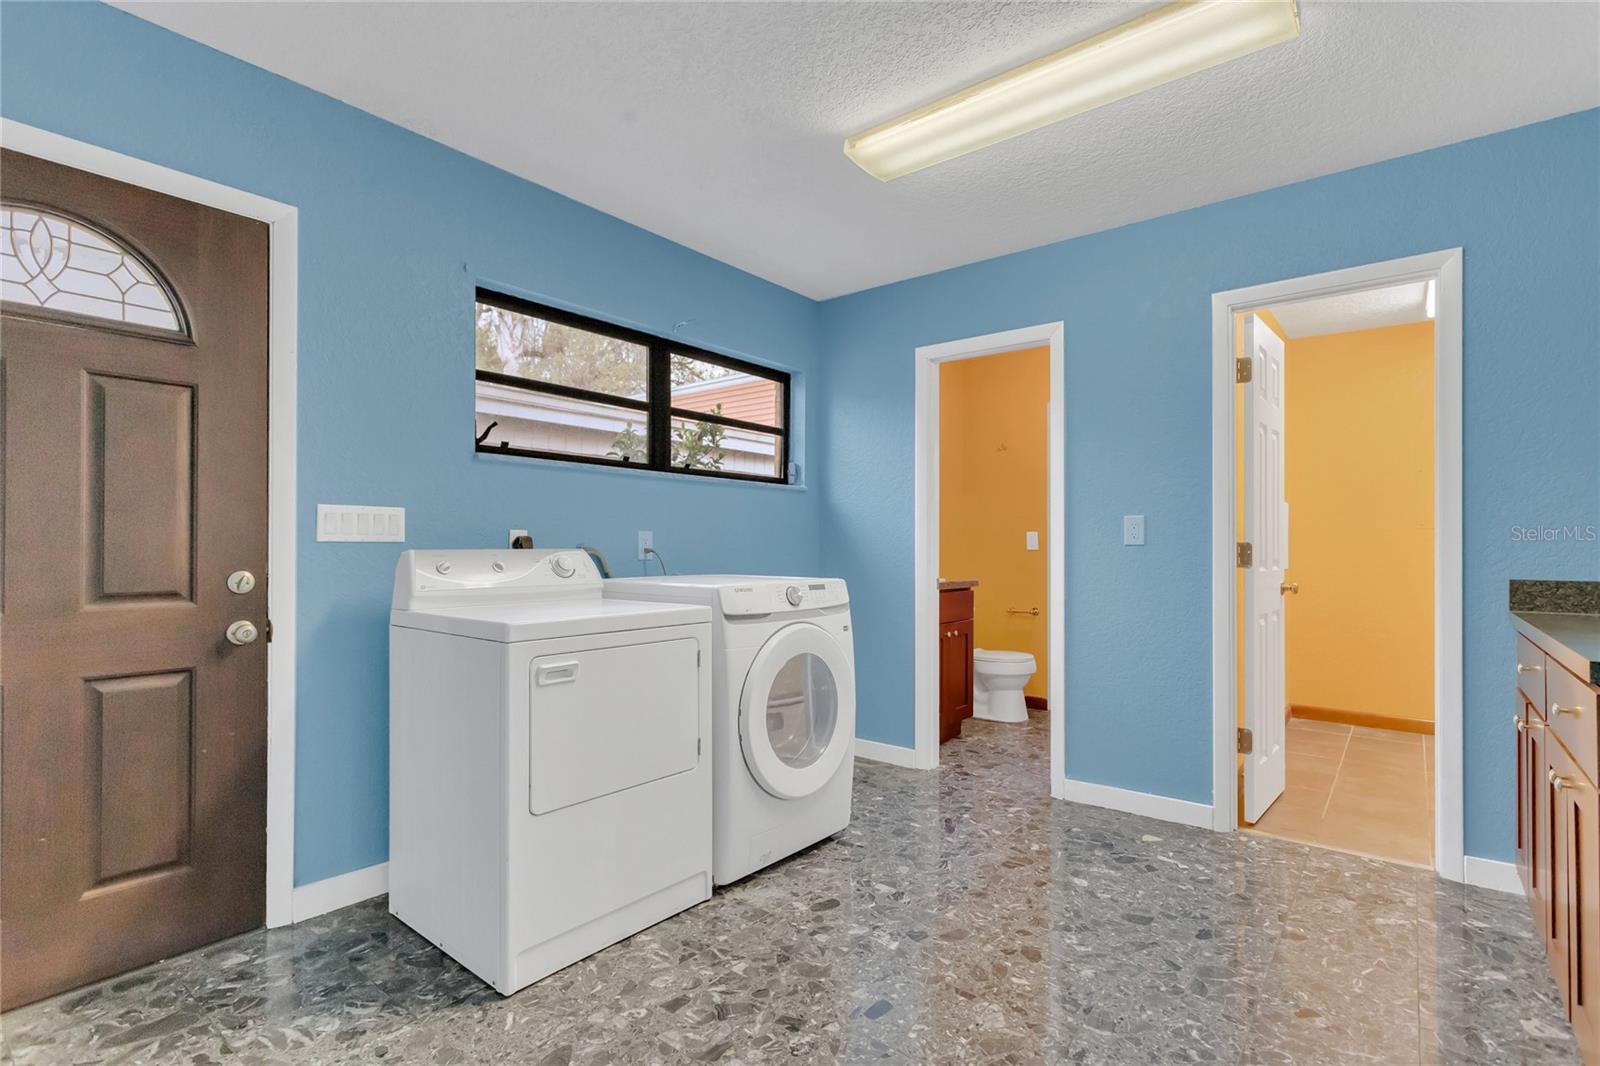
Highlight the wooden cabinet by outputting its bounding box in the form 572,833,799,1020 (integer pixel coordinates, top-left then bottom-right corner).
1518,694,1541,905
1552,662,1600,784
1516,628,1600,1063
1550,734,1574,1005
939,587,975,743
1566,740,1600,1061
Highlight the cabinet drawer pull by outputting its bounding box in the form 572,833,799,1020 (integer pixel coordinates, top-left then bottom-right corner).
1515,715,1526,733
1550,769,1572,791
1553,702,1584,719
1518,663,1544,674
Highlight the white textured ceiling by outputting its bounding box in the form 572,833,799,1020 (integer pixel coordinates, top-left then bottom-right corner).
1270,281,1431,339
114,1,1600,300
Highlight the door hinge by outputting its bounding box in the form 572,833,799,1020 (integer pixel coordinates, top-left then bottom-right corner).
264,618,274,643
1235,542,1253,568
1235,356,1253,383
1237,727,1253,754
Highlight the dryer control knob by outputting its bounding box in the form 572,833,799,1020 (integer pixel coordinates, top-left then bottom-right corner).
551,555,576,578
785,585,803,607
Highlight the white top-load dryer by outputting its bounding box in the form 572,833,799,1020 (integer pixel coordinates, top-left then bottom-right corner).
389,549,712,995
604,576,854,885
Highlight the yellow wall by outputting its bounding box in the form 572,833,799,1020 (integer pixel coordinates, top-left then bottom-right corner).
940,347,1049,699
1284,321,1435,722
1235,315,1435,727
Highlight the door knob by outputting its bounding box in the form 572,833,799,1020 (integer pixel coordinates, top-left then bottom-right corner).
1280,582,1299,595
226,620,260,646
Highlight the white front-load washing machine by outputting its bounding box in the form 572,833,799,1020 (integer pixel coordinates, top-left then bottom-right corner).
605,575,854,885
389,549,713,994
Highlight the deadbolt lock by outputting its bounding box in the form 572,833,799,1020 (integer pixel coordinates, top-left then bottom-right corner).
227,570,257,594
226,620,260,646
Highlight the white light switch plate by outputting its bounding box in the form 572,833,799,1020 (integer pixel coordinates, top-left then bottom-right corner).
318,504,405,542
1123,515,1145,546
1025,531,1039,551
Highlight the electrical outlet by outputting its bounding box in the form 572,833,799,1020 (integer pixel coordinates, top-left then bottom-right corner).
1123,515,1146,546
637,530,653,561
1025,531,1040,551
508,528,529,548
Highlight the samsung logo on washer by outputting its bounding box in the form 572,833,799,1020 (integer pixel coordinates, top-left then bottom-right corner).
388,550,855,995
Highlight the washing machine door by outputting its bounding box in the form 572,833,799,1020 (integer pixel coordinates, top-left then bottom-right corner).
738,622,855,800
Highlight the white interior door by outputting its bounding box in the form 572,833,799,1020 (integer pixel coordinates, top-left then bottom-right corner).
1242,313,1288,823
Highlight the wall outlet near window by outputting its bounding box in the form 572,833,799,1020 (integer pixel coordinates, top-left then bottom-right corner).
638,530,653,561
317,504,405,542
1123,515,1146,546
1025,530,1040,551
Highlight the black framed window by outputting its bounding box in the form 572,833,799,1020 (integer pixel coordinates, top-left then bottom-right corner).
474,289,790,483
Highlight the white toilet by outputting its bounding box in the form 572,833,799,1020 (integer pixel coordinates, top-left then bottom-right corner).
972,649,1037,723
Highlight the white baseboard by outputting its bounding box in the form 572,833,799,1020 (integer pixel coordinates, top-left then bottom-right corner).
291,861,389,923
1462,855,1523,896
854,738,919,769
1058,777,1214,829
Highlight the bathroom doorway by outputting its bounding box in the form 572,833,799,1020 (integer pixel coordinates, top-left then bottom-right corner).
937,347,1049,742
911,323,1065,791
1235,290,1436,866
1212,251,1466,880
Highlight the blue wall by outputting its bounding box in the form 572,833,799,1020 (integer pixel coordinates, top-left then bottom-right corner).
0,2,823,885
818,110,1600,861
5,3,1596,878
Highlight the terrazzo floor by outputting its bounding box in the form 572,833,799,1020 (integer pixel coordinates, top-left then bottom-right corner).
1,712,1577,1064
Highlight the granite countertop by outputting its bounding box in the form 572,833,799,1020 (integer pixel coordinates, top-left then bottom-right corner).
1511,580,1600,687
938,579,979,591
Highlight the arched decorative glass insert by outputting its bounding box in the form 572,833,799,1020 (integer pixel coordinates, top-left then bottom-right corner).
1,204,184,333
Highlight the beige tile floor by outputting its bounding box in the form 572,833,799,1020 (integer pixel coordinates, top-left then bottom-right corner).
1242,717,1434,867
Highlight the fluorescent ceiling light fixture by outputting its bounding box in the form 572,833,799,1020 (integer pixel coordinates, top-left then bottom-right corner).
845,0,1301,181
1424,278,1437,319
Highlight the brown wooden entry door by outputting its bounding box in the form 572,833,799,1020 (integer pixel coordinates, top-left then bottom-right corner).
1,149,270,1010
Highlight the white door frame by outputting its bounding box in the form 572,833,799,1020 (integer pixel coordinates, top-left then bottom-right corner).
2,119,301,924
1210,249,1464,883
912,323,1066,793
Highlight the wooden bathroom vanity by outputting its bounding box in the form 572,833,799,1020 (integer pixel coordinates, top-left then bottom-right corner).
938,581,977,743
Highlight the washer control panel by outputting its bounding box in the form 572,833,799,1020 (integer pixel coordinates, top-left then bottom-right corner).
719,578,848,617
393,549,598,610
